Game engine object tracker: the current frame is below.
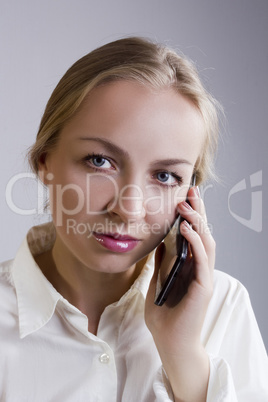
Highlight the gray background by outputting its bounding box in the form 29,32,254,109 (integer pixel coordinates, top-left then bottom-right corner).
1,0,267,349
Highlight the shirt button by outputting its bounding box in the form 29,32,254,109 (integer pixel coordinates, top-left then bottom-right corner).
99,353,110,364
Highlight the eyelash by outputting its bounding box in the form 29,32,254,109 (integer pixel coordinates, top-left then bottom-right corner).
83,153,183,187
154,171,183,188
83,153,115,171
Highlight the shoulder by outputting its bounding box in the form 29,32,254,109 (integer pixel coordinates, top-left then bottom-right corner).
206,269,252,329
213,269,249,302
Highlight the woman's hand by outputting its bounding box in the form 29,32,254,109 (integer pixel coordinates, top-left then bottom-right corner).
145,186,215,402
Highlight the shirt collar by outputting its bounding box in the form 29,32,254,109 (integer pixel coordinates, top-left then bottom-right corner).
12,222,61,339
12,222,156,339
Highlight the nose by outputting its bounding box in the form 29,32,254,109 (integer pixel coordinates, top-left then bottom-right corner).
107,183,146,222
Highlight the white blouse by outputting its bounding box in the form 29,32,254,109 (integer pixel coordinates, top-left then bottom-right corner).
0,222,267,401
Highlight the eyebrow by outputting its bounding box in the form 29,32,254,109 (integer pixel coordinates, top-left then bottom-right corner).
152,158,192,167
78,137,129,158
78,136,192,167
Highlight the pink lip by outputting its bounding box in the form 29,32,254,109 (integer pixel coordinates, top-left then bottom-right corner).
93,232,140,253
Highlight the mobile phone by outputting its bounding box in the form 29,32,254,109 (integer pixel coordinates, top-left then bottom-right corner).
154,173,196,306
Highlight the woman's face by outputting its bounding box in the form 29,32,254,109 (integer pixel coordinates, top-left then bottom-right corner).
41,81,205,274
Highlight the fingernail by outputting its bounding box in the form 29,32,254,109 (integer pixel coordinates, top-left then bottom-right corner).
182,220,192,230
181,201,192,210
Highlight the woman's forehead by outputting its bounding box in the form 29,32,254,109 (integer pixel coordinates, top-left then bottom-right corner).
61,80,205,159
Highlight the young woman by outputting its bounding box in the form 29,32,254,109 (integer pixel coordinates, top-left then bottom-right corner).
1,37,267,401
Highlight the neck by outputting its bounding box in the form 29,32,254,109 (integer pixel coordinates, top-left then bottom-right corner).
35,237,146,335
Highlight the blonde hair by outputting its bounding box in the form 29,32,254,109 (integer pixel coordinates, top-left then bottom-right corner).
29,37,220,184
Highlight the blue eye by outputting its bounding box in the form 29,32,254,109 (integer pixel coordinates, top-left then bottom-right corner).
85,154,113,169
155,171,182,186
92,156,108,167
157,172,170,182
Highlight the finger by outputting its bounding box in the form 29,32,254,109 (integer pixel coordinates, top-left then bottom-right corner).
188,187,216,273
180,221,213,290
177,201,213,250
181,226,215,298
177,201,216,275
187,186,207,223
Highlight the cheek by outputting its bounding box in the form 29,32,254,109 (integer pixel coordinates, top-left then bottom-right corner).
47,183,85,227
144,185,189,240
47,173,117,224
173,184,189,204
144,192,175,242
86,174,118,213
144,186,188,220
47,173,85,217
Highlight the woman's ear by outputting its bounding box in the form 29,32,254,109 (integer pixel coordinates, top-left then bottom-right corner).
38,152,50,185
